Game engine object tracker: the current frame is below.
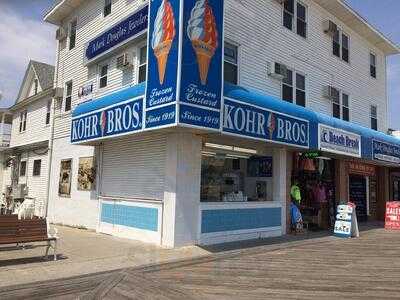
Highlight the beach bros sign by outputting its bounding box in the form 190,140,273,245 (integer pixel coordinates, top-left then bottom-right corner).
318,124,361,157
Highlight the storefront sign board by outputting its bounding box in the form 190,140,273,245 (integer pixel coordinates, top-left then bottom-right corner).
145,0,224,130
348,162,376,177
71,97,143,143
385,201,400,230
178,0,224,129
222,98,310,148
373,140,400,164
318,125,361,157
85,6,148,61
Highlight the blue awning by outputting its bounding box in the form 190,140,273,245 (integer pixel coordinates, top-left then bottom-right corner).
73,82,400,164
72,83,145,118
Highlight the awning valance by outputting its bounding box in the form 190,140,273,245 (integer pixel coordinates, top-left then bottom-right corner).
72,82,400,165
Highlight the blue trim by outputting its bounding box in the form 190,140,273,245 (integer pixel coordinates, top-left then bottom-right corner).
201,207,281,234
101,203,158,232
72,83,146,118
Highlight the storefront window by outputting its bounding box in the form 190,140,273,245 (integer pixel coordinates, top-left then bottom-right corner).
201,144,273,202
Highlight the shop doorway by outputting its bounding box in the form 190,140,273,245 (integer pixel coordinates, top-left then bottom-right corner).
292,153,336,231
349,175,368,222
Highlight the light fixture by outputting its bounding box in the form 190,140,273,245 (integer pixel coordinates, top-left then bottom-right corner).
204,143,257,155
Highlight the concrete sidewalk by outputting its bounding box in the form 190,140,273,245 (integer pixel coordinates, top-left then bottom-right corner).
0,226,210,288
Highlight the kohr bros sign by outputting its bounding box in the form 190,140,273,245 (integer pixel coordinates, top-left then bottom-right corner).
222,98,310,148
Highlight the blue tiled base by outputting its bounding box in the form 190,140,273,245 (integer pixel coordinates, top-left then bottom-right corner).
201,207,281,234
101,203,158,232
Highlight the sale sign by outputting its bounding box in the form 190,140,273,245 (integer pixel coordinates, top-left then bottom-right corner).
385,201,400,230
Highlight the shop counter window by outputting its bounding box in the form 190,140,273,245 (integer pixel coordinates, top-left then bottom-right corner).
201,144,273,203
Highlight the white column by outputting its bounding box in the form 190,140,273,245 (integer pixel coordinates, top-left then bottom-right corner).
162,132,202,248
272,148,287,235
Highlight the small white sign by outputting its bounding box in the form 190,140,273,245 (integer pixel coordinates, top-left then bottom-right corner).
319,125,361,157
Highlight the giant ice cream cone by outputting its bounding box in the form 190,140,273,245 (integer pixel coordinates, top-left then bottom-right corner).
192,40,216,85
151,0,176,85
187,0,218,85
154,40,172,85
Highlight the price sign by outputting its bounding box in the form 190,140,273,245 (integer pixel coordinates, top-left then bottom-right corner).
334,203,359,238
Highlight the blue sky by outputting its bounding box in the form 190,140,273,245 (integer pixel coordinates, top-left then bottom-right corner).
0,0,399,128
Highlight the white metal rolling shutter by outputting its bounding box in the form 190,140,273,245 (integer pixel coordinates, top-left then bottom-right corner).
101,133,166,200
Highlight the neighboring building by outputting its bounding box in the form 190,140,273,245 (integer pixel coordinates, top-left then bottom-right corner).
0,109,13,194
44,0,400,247
3,61,55,214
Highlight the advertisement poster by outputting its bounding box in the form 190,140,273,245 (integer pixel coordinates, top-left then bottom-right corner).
179,0,224,129
77,157,96,191
59,159,72,196
146,0,180,111
385,201,400,230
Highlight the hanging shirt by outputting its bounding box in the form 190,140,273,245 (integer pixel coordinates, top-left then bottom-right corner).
314,185,327,203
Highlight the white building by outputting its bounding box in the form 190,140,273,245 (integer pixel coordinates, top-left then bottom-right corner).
2,61,54,214
43,0,400,247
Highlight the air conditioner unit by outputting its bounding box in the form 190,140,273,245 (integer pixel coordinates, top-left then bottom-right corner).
268,62,287,80
54,87,64,100
323,20,338,36
323,86,339,100
116,53,132,69
56,27,67,41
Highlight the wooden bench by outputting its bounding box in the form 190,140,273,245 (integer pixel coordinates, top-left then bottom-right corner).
0,215,58,261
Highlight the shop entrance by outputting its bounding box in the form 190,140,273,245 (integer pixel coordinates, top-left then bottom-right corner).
349,175,368,222
392,177,400,201
292,153,336,231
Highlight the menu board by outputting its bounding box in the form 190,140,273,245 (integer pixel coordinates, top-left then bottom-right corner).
349,176,367,221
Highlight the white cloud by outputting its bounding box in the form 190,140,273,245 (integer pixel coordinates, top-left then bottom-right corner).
0,6,56,107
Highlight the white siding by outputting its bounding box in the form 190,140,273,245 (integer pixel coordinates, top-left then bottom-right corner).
101,133,167,200
18,149,48,204
48,136,98,229
224,0,388,131
10,96,51,148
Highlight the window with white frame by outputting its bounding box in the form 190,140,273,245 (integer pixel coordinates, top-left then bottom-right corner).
224,42,238,85
282,69,306,107
65,81,72,112
46,100,51,125
104,0,112,17
99,64,108,88
138,46,147,83
19,110,27,133
342,93,350,121
333,29,349,63
370,52,377,78
69,19,77,50
33,160,41,176
370,105,378,130
332,90,350,121
283,0,307,38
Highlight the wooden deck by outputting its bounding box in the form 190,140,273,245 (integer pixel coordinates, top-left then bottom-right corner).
1,225,400,299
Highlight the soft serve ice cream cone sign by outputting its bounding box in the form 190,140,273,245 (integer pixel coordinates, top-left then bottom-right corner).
178,0,224,129
145,0,180,130
186,0,218,85
145,0,224,130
